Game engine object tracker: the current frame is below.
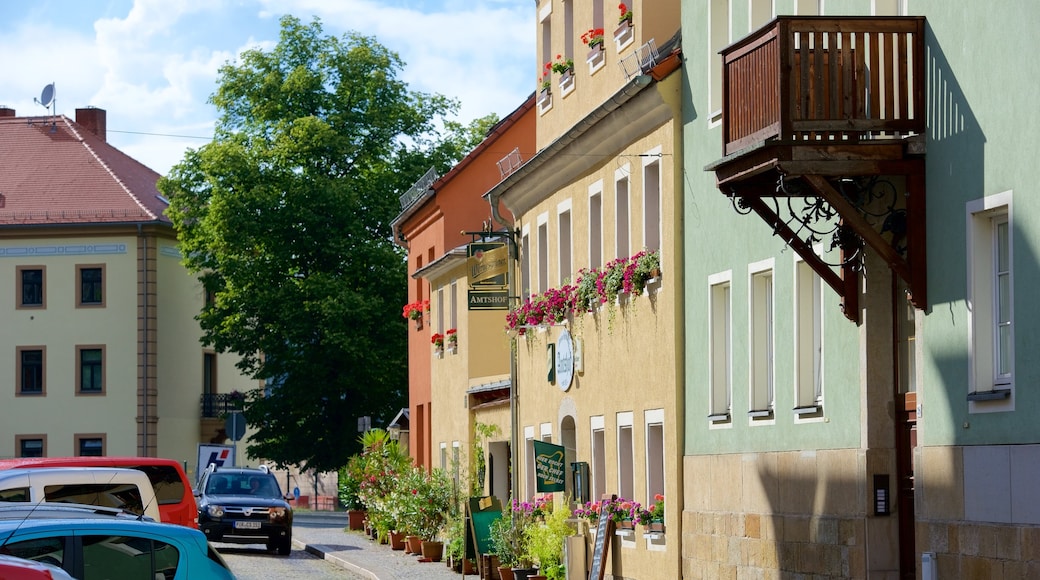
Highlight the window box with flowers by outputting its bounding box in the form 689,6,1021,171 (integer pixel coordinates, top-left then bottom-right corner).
538,63,553,114
445,328,458,354
402,299,429,329
582,27,607,73
636,494,665,537
614,3,634,51
550,54,575,96
610,498,637,537
431,332,445,358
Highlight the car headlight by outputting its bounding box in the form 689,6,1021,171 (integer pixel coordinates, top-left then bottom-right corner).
269,507,288,522
206,505,225,518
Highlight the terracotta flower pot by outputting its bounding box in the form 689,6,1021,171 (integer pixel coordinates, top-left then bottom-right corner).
498,565,515,580
405,535,422,554
421,540,443,562
389,530,406,550
347,509,366,531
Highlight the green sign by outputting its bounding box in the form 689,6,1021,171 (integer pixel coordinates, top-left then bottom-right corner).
532,440,566,492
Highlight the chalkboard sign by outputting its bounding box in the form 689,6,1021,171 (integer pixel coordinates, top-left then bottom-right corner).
588,494,616,580
465,496,503,577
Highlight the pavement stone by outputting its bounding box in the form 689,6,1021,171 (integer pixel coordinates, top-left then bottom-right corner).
292,513,473,580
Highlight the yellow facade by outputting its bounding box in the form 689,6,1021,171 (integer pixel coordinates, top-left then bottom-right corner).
1,229,256,470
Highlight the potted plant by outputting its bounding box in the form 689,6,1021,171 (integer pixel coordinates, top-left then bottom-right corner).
523,501,574,580
446,328,458,353
431,332,445,355
624,249,661,296
338,455,367,530
636,494,665,533
490,514,520,580
614,2,634,45
581,27,605,50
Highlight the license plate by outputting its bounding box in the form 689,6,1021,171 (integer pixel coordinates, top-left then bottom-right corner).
234,521,261,530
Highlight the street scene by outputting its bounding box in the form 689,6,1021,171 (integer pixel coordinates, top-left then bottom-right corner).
2,0,1038,579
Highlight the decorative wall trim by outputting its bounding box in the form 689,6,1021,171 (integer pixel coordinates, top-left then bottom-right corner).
0,244,127,257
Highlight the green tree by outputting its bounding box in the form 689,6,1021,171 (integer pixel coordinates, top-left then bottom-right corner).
159,15,492,472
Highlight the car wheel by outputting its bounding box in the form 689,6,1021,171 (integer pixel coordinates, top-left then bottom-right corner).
277,535,292,556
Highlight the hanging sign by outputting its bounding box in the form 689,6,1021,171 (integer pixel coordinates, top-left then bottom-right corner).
556,329,574,391
467,242,508,287
532,440,566,492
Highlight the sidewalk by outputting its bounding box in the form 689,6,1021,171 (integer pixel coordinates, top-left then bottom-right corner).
292,512,472,580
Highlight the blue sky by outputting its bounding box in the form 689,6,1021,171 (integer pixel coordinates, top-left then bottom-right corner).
0,0,534,175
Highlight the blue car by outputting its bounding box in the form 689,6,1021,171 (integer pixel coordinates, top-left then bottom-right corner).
0,514,235,579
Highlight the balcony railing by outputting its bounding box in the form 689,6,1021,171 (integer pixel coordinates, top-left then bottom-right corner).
721,16,925,156
200,393,244,418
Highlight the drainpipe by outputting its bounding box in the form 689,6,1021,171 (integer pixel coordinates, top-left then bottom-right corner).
138,223,149,456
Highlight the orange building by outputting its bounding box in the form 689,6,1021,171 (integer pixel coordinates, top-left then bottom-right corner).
391,98,535,470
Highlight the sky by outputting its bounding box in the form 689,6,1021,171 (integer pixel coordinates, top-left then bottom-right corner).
0,0,535,175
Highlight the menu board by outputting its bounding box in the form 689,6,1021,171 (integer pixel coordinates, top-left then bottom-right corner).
588,495,616,580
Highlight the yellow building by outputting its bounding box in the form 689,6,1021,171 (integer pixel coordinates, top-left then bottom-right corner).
0,106,256,474
482,2,684,578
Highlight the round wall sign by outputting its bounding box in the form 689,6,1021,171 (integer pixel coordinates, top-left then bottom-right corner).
556,329,574,391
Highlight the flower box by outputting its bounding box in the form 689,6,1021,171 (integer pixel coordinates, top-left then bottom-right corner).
614,18,633,50
559,68,575,95
537,87,552,113
587,44,605,72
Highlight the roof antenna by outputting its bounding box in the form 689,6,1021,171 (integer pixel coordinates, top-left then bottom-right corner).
34,83,56,133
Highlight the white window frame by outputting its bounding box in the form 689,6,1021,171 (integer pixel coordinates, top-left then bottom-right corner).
615,166,631,259
967,190,1014,413
440,442,448,471
449,280,458,332
537,213,549,294
642,148,662,253
794,256,824,420
616,411,634,502
588,183,604,269
708,0,733,126
521,226,532,299
524,425,537,500
437,287,445,334
558,200,573,285
590,415,605,502
708,271,732,425
644,409,666,549
749,259,775,421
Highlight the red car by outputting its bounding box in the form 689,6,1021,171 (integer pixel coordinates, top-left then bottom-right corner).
0,456,197,528
0,555,75,579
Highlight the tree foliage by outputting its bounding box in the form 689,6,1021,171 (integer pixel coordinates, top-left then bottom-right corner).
159,15,493,472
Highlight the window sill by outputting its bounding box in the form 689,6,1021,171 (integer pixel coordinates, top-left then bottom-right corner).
707,413,730,423
748,409,773,419
793,405,822,416
967,388,1011,401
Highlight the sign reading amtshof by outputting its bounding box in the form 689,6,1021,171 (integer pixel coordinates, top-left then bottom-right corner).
467,242,509,311
532,440,566,492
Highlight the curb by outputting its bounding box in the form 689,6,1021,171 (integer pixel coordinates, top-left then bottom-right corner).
295,539,380,580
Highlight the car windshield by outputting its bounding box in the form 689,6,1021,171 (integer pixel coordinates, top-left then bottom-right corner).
206,474,280,499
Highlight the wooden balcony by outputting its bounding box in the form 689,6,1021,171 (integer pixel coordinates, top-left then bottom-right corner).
709,17,927,323
722,16,925,157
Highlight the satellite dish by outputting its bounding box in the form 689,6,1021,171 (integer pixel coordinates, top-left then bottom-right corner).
39,84,54,108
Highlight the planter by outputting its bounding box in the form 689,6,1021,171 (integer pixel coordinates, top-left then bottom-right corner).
413,318,423,330
421,540,443,562
347,509,366,530
462,559,477,574
511,568,538,580
528,576,547,580
389,530,407,550
498,566,515,580
614,18,633,47
405,535,422,554
648,521,665,533
558,68,575,93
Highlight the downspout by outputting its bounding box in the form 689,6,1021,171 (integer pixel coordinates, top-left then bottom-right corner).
138,223,149,456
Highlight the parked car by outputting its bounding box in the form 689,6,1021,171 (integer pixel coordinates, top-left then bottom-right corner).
0,515,235,579
195,465,293,555
0,467,161,522
0,555,75,580
0,456,197,528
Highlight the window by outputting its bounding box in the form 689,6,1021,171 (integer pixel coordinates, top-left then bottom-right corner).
537,216,549,294
524,426,536,499
437,288,445,334
967,191,1014,410
17,347,45,395
77,264,105,307
521,228,532,298
750,0,774,29
16,266,45,308
709,273,732,422
452,442,461,487
558,202,572,284
440,443,448,471
616,412,634,500
76,434,105,457
17,435,46,458
2,538,66,569
77,346,105,395
795,259,824,414
82,536,179,578
750,262,775,418
450,281,458,332
590,416,605,501
708,0,732,122
644,409,665,519
589,185,603,269
615,171,630,259
203,352,216,396
643,155,662,252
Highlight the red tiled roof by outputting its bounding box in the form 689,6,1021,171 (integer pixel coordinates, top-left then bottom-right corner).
0,113,169,226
